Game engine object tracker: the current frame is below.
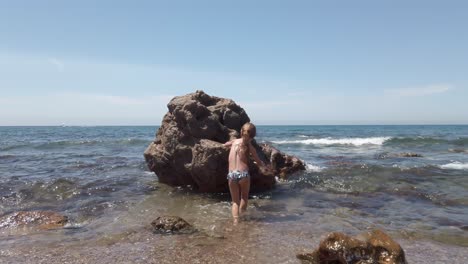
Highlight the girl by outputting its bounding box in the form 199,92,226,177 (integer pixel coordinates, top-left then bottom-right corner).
223,122,269,224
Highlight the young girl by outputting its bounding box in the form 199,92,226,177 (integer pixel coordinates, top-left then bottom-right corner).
223,122,269,224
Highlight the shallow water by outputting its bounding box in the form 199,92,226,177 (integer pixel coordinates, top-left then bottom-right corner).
1,126,467,263
2,183,467,263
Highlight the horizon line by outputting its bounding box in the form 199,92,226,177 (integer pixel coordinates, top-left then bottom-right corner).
1,123,468,127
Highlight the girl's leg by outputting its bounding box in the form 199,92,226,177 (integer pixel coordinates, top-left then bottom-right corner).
239,177,250,215
228,180,240,223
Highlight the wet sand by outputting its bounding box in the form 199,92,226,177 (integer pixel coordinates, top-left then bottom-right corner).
2,214,467,264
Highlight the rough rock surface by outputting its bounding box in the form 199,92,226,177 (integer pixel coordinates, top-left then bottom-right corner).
151,216,195,234
144,90,305,192
0,211,68,230
297,229,407,264
260,143,306,179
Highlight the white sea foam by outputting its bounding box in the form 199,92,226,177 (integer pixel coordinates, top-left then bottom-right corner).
272,137,391,146
440,162,468,170
306,163,324,172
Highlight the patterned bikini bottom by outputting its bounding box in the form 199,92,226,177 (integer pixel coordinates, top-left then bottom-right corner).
227,170,250,182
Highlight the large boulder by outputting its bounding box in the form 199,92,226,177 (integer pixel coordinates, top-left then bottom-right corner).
144,90,305,192
297,229,407,264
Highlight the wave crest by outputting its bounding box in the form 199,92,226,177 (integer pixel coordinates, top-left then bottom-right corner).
272,137,391,146
306,163,324,172
440,162,468,170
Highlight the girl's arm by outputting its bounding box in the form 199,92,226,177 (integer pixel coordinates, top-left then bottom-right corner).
223,140,234,148
248,143,265,167
249,143,274,176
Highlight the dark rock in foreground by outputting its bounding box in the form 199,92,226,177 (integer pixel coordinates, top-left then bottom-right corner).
144,90,305,192
0,211,68,230
297,229,407,264
151,216,195,234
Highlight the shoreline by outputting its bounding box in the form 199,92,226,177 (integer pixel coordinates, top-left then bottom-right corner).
2,219,467,264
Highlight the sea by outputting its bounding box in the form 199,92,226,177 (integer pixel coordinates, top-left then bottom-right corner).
0,125,467,263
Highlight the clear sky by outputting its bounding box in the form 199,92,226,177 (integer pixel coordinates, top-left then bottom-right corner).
1,0,467,125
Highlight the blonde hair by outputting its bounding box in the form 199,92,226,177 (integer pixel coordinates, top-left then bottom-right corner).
241,122,256,138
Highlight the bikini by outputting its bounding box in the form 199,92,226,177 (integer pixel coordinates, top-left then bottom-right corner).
227,142,250,182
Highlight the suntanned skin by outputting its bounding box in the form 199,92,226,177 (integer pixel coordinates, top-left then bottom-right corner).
225,139,264,172
223,124,268,224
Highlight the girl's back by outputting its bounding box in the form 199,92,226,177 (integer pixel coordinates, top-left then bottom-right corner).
228,139,250,171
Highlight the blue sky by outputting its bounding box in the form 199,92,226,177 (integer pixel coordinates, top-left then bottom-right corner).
1,0,467,125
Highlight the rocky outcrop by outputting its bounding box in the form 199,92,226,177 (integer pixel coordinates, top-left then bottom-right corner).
297,229,407,264
377,152,423,159
144,90,305,192
448,148,468,153
398,152,422,157
260,143,305,179
0,211,68,230
151,216,195,234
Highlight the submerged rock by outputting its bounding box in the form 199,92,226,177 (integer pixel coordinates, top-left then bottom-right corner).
151,216,195,234
297,229,407,264
0,211,68,230
398,152,423,158
144,90,305,192
377,152,423,159
448,148,468,153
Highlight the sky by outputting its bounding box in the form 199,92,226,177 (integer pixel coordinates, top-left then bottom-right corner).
0,0,467,125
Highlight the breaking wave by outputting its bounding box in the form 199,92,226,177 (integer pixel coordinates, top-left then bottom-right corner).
305,163,324,172
440,162,468,170
272,137,391,146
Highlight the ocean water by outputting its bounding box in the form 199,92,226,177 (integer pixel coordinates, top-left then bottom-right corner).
1,125,467,263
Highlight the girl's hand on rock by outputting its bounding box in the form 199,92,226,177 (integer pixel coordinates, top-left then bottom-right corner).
260,165,274,176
